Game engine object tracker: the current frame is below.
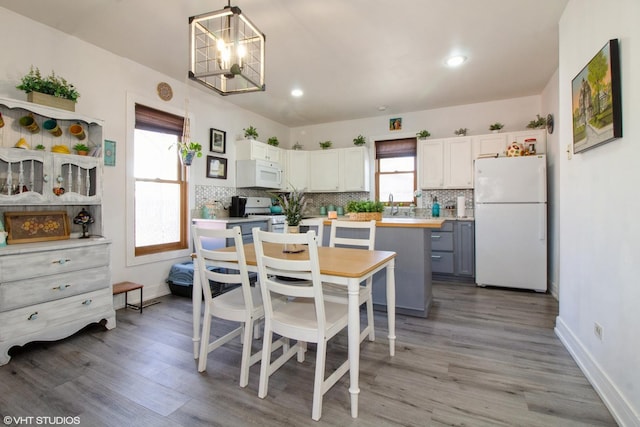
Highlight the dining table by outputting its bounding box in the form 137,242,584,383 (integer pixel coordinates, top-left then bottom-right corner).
191,241,397,418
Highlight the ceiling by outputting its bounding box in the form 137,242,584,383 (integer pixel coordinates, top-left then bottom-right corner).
0,0,568,128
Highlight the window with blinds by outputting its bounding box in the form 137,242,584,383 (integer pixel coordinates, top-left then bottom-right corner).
375,138,417,204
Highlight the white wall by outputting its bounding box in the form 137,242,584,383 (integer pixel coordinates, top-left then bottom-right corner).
556,1,640,425
0,8,289,300
289,96,543,149
541,69,560,299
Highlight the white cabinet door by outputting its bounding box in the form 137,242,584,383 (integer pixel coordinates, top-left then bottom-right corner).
52,153,101,203
419,140,444,189
506,129,546,154
309,150,341,192
445,137,473,188
473,134,508,158
285,150,309,191
236,140,281,162
341,147,369,191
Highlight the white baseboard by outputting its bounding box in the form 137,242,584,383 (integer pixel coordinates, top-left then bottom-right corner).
555,316,639,426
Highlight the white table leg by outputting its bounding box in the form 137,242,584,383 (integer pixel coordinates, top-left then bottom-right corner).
386,259,396,357
192,254,201,359
347,277,360,418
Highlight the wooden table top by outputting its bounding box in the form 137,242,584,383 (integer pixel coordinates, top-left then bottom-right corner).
228,243,396,279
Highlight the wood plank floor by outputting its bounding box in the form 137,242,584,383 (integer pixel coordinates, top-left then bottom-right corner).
0,283,617,426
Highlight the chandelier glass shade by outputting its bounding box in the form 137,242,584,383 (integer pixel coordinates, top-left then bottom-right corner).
189,5,265,95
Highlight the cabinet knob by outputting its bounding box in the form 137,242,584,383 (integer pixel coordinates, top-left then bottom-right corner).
82,299,92,306
28,312,39,321
53,284,70,290
43,174,49,183
431,255,442,259
53,258,71,265
432,235,441,239
56,175,64,183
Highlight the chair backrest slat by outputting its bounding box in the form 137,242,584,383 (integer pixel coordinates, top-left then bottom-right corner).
299,218,325,246
329,219,376,250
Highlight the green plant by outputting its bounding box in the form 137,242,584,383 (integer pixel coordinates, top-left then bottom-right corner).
527,114,547,129
353,134,366,146
271,188,307,226
73,143,89,152
489,122,504,131
292,142,303,150
319,140,332,149
454,128,468,136
35,144,46,151
267,136,279,146
243,125,258,139
345,200,385,213
170,141,203,160
16,66,80,102
416,130,431,139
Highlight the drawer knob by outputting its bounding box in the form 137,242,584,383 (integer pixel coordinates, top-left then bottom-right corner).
53,284,70,291
432,235,441,239
82,299,92,306
431,255,442,259
28,312,39,320
53,258,71,265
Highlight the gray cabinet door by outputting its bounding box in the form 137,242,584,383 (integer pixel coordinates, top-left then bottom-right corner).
455,221,475,276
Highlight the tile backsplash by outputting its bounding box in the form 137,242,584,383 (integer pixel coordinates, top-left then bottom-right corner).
195,185,474,219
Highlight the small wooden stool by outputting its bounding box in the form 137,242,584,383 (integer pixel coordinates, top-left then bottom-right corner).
113,281,145,313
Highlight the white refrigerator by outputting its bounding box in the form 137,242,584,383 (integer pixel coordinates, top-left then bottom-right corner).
474,155,547,292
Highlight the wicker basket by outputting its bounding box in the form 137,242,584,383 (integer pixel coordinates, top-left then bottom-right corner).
347,212,382,221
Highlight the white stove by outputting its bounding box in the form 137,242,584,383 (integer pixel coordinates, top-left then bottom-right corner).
244,197,286,232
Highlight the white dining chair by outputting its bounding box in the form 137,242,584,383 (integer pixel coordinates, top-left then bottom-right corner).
299,217,325,246
252,229,350,421
192,225,288,388
324,219,377,342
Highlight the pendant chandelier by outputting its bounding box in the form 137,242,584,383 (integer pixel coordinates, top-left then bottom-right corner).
189,2,265,95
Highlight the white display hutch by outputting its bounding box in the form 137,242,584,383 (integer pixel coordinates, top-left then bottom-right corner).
0,97,114,366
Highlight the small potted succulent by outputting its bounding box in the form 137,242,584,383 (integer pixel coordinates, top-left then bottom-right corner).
416,130,431,139
292,142,303,150
319,140,332,150
73,143,90,155
353,134,366,146
35,144,46,151
243,125,259,140
267,136,279,147
454,128,468,136
489,122,504,133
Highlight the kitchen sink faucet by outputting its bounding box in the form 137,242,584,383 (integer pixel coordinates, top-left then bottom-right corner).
388,193,399,216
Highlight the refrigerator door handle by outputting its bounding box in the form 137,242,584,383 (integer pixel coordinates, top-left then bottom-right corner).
538,164,546,202
539,204,546,240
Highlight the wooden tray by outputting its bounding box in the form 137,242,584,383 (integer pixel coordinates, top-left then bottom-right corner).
5,211,70,244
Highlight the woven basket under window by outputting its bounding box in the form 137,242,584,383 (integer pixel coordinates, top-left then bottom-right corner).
347,212,382,221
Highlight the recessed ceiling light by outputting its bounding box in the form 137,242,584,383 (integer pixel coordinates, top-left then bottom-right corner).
291,88,303,97
446,55,467,67
378,105,387,111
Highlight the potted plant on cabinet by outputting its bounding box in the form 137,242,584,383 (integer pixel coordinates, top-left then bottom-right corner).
267,136,279,147
16,66,80,112
353,134,366,146
489,122,504,133
345,200,385,221
73,143,89,156
243,126,259,140
35,144,46,151
416,130,431,140
319,140,332,149
454,128,468,136
526,114,547,129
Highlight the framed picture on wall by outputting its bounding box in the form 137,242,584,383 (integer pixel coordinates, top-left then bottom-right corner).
206,156,227,179
210,128,226,153
389,117,402,131
571,38,622,153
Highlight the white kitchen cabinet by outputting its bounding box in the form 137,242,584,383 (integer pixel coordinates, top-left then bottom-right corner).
419,139,444,188
473,133,508,158
341,146,370,191
309,149,341,192
235,139,281,163
284,149,309,191
419,138,472,189
445,137,473,188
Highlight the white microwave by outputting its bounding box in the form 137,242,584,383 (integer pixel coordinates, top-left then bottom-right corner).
236,159,282,189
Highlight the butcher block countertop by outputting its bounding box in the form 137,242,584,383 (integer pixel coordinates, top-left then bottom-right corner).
321,217,445,228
